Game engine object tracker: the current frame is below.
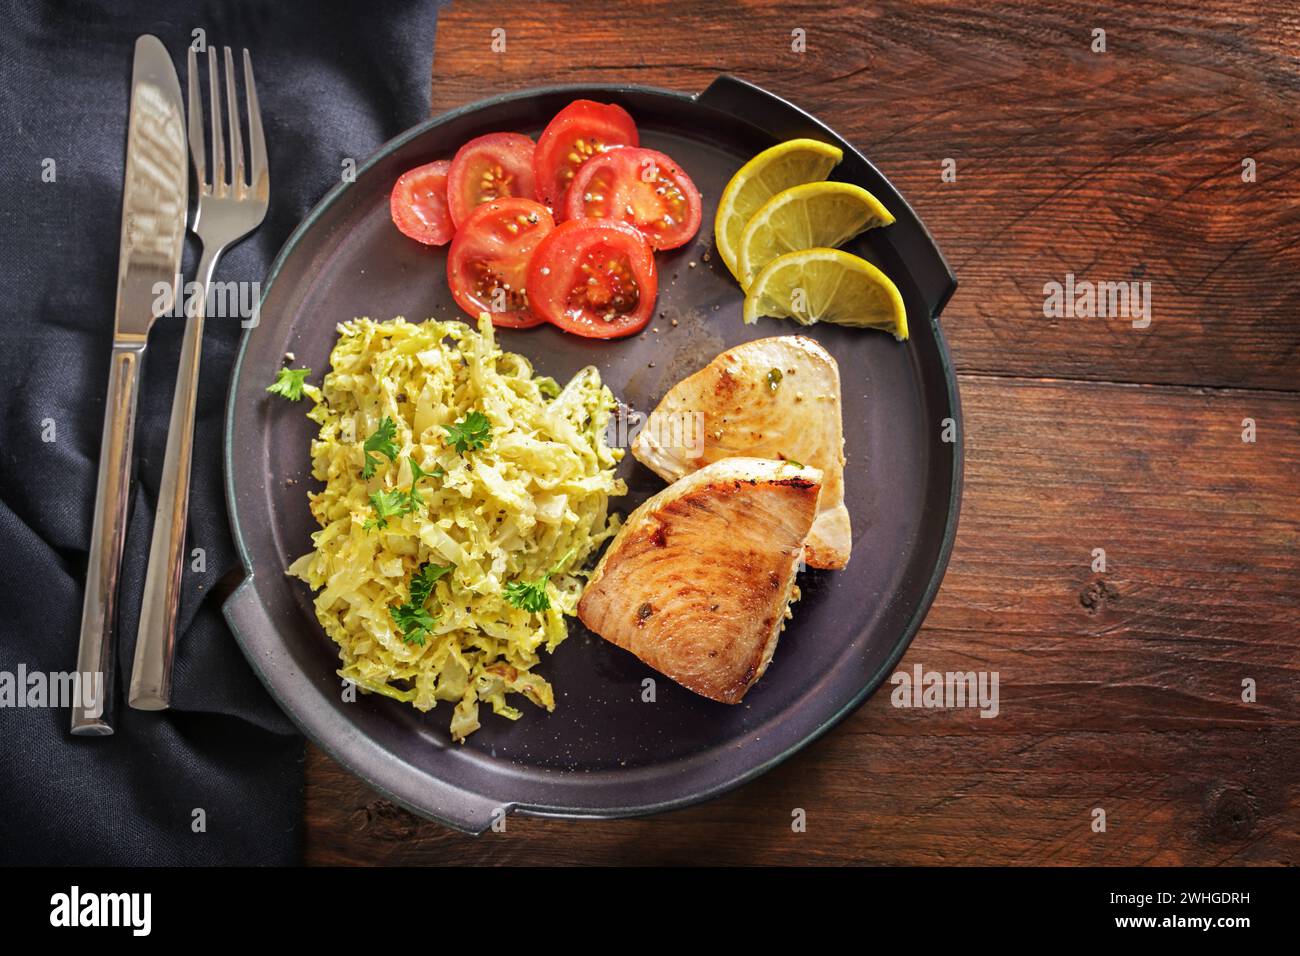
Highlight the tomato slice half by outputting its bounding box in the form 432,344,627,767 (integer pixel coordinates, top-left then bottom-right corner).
527,219,657,338
446,132,538,228
533,101,639,209
447,197,555,328
391,160,454,245
563,147,702,250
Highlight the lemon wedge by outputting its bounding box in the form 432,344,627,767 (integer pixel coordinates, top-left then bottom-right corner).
714,138,842,282
736,181,894,288
742,248,908,340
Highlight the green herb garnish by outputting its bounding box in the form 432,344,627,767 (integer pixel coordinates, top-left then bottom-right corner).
442,410,492,454
267,367,311,401
390,561,454,645
361,416,400,478
504,549,574,614
366,457,444,529
390,602,437,646
408,561,453,605
404,456,440,510
409,457,442,484
364,488,409,529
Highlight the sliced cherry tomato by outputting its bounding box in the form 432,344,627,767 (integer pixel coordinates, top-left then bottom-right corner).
564,147,702,250
533,101,639,209
526,219,657,338
446,132,538,228
391,160,454,245
447,198,555,328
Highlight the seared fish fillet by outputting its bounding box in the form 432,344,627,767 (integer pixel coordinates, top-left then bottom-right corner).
577,457,822,704
631,336,850,569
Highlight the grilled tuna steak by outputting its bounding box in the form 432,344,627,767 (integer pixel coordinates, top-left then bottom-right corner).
577,457,822,703
631,336,851,569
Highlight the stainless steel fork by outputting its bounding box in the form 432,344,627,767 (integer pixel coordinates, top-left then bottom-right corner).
128,46,269,710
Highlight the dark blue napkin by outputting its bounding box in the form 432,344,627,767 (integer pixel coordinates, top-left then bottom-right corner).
0,0,443,865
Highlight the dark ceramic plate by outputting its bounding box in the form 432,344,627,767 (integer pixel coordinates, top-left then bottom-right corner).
223,76,961,833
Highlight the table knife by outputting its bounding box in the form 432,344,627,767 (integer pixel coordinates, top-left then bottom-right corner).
71,35,188,735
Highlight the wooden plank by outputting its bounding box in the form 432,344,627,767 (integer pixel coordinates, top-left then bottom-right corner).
425,0,1300,391
304,374,1300,865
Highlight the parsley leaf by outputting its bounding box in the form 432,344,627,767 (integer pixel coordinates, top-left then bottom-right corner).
504,549,574,614
404,456,444,511
408,561,453,606
504,579,550,613
361,417,400,478
365,457,444,530
390,561,454,645
364,488,409,529
267,367,311,401
408,457,438,484
390,602,437,646
442,410,492,454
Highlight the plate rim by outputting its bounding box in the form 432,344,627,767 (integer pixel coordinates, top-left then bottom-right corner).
222,77,964,831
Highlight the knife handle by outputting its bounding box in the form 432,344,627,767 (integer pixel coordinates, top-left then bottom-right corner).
72,344,145,735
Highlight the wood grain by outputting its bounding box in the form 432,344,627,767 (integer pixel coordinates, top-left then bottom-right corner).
427,0,1300,391
305,375,1300,866
303,0,1300,866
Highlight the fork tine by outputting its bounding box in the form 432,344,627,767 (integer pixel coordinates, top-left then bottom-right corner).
186,46,206,188
243,50,267,186
207,47,225,193
223,47,245,191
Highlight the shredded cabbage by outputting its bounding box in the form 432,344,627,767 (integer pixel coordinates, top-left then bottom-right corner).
288,313,625,740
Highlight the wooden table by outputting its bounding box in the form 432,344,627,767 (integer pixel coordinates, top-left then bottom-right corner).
304,0,1300,865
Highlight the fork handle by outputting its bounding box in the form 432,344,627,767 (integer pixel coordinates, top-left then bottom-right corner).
72,343,146,735
129,249,219,710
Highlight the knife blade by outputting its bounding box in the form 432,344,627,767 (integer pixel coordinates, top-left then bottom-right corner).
71,35,188,735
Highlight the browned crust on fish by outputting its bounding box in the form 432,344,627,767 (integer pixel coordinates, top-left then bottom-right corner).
630,335,850,569
578,460,821,704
